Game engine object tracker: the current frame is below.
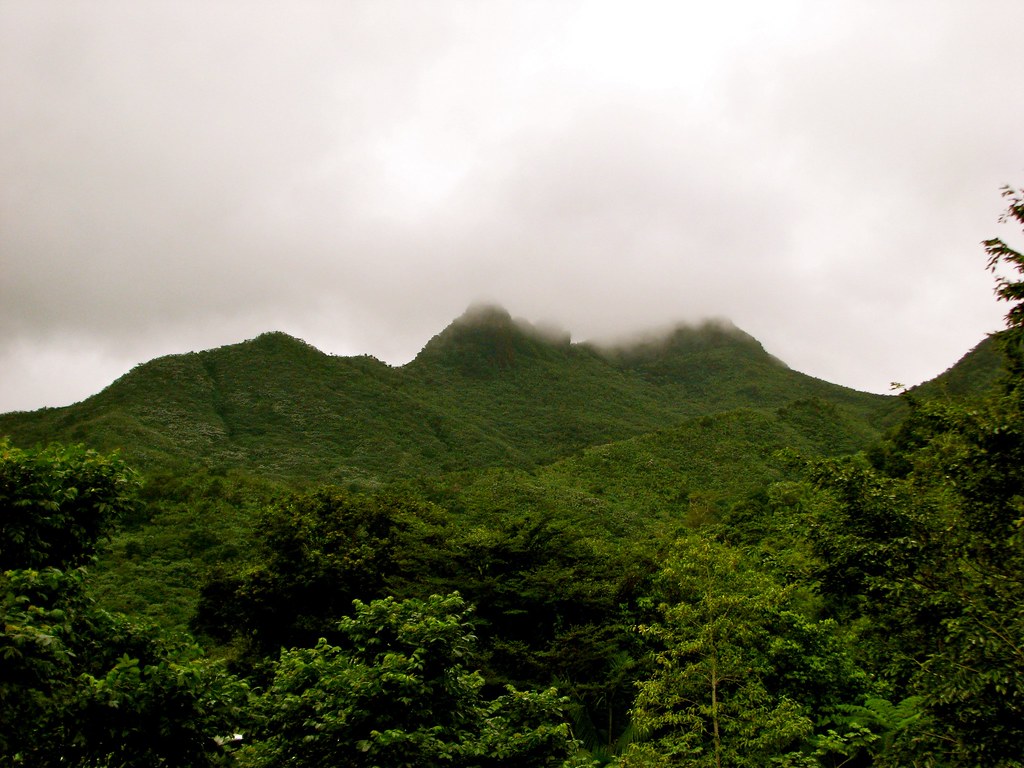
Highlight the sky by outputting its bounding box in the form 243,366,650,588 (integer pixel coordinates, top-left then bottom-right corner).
2,1,1023,413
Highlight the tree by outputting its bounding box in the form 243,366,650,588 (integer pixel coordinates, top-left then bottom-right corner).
1,441,247,766
804,398,1024,766
984,185,1024,378
622,535,865,768
192,487,432,655
193,496,653,752
1,440,139,570
444,511,654,756
238,593,579,768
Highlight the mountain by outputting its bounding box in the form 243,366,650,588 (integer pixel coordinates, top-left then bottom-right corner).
909,334,1005,400
0,332,443,483
0,305,908,484
593,319,888,418
6,305,1004,632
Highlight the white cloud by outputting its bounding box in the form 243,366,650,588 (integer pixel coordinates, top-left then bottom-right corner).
1,0,1020,411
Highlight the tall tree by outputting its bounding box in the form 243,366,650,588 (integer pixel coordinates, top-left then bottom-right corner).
1,440,139,570
192,488,436,655
622,535,864,767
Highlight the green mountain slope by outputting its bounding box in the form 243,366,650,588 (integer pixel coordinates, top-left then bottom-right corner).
595,319,888,421
418,396,881,540
1,333,457,483
1,305,898,484
4,306,1002,632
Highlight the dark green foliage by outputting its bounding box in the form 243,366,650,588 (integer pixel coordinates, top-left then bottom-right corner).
1,439,139,570
441,512,652,713
623,535,867,768
802,396,1024,764
1,566,89,760
192,487,440,654
451,514,621,643
238,593,578,768
1,442,246,767
53,613,248,768
427,511,653,752
192,486,652,750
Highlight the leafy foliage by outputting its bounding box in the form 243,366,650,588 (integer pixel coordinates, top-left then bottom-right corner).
624,535,866,768
1,439,139,570
238,593,578,768
802,394,1024,765
191,487,452,655
191,486,652,749
1,442,246,767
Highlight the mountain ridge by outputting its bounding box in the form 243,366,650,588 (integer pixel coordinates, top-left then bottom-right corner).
0,304,996,485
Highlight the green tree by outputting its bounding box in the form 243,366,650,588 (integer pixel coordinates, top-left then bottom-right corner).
984,185,1024,379
805,398,1024,766
1,440,139,570
192,487,436,655
446,512,654,754
622,535,865,768
1,440,247,766
239,592,579,768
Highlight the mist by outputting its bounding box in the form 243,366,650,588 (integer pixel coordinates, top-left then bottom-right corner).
1,1,1021,412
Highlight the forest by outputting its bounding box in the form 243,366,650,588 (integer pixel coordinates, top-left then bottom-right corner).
2,188,1023,767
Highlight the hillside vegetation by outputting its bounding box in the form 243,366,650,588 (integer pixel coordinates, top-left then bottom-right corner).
0,306,895,484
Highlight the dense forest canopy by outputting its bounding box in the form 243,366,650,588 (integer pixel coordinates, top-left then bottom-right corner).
2,188,1023,766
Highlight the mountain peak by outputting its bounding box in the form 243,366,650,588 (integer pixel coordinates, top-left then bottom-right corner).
411,304,571,374
239,331,320,353
453,303,515,327
592,319,778,365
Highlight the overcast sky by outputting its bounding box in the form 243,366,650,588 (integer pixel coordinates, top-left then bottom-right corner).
2,1,1023,413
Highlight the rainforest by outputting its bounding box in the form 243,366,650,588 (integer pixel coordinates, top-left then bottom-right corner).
2,189,1023,767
